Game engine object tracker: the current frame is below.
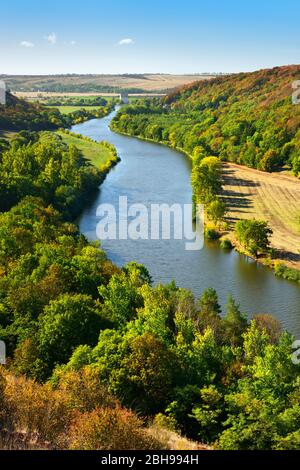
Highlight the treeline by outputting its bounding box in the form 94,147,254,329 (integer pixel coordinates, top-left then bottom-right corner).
65,104,114,125
111,65,300,176
0,101,299,449
30,84,146,94
0,195,298,449
42,96,110,107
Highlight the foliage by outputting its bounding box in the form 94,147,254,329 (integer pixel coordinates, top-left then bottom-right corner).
0,131,105,216
0,367,160,450
110,66,300,243
0,191,299,449
68,406,161,450
0,93,67,131
220,238,233,249
235,219,273,256
112,66,300,177
0,92,115,131
0,83,299,449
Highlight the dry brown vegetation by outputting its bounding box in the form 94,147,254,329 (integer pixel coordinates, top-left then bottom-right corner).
0,366,207,451
221,163,300,268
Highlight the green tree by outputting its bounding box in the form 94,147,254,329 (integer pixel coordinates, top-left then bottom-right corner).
38,294,105,373
207,198,226,226
197,288,222,337
223,295,248,345
235,219,273,256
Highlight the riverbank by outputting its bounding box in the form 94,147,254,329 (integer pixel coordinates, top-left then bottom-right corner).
73,112,300,334
220,162,300,281
57,128,120,178
110,122,300,283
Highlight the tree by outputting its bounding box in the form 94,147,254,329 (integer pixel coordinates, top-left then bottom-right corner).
223,295,248,345
191,385,223,442
197,288,222,336
38,294,105,373
292,154,300,177
259,149,280,172
207,198,226,226
118,333,175,414
252,314,282,344
192,157,222,205
235,219,273,256
98,271,143,328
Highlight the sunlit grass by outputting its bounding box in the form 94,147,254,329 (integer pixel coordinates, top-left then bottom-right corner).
56,131,113,167
46,105,103,115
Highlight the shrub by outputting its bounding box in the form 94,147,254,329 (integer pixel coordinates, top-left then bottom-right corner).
55,366,117,412
205,228,220,240
2,371,71,447
68,406,161,450
220,238,233,249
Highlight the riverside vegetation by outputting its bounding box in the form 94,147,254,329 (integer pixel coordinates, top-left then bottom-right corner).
111,65,300,281
0,90,299,450
0,92,114,131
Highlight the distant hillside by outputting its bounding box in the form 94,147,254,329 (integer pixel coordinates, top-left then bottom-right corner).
112,65,300,175
0,73,216,94
0,92,65,131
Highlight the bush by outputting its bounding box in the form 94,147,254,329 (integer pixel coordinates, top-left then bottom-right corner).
274,262,300,282
68,406,161,450
2,370,71,447
220,238,233,249
54,366,116,412
205,228,220,240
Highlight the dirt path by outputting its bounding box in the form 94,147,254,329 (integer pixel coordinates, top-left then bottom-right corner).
221,163,300,269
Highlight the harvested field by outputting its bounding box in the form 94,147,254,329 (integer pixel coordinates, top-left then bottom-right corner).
221,163,300,269
2,74,216,94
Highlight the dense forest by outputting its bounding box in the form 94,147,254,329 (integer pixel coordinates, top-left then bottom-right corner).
0,194,299,449
0,85,299,450
111,65,300,176
0,131,104,215
0,136,299,449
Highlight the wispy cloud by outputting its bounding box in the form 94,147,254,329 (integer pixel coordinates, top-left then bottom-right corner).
117,38,134,46
70,40,77,46
20,41,34,48
45,32,57,45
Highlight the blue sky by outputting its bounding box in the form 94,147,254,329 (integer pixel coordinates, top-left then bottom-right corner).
1,0,299,74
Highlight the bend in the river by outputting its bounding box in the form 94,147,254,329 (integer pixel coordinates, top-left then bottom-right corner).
73,108,300,336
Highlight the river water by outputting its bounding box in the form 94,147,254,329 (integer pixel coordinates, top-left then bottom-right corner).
73,109,300,336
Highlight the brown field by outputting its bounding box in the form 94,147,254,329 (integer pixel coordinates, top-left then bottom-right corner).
1,73,215,94
221,163,300,269
12,91,167,99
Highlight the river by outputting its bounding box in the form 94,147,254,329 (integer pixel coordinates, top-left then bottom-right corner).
72,108,300,336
